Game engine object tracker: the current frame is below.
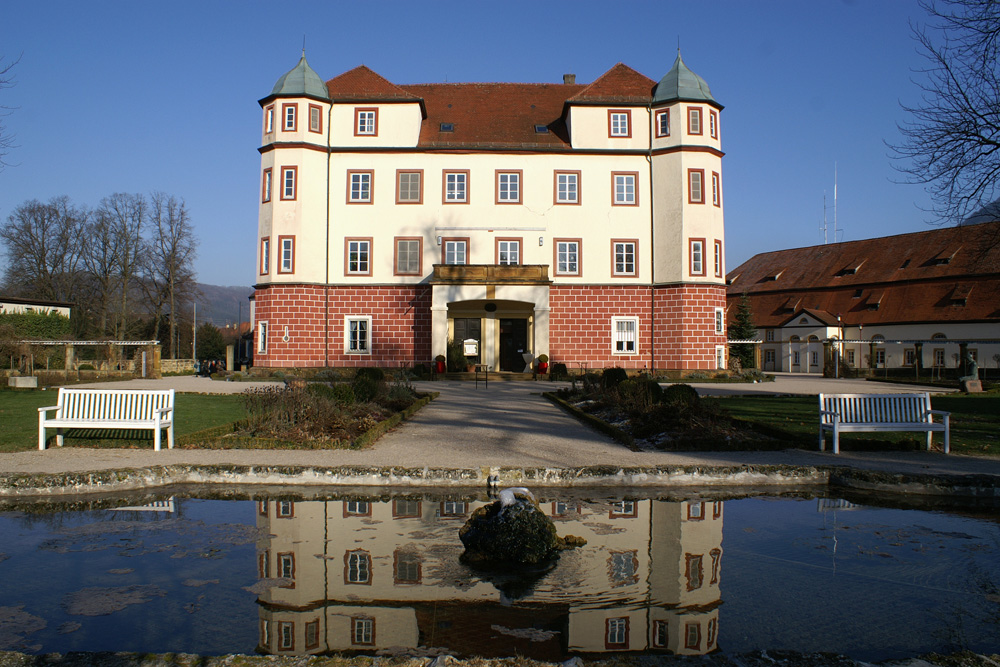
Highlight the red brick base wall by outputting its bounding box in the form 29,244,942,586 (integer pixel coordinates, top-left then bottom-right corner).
549,284,727,371
254,282,725,371
253,284,431,368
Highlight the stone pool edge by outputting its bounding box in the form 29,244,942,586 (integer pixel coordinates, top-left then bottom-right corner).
0,463,997,498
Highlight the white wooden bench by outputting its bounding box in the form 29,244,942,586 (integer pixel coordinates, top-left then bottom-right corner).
38,388,175,451
818,392,950,455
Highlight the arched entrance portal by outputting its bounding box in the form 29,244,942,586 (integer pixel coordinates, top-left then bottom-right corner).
431,282,550,373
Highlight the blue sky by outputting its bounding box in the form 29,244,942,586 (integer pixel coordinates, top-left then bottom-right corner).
1,0,935,287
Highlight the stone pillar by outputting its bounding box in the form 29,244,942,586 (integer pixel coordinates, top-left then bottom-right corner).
64,344,75,376
533,305,550,359
431,305,449,361
914,342,923,379
959,342,969,377
226,344,234,372
147,344,162,379
822,340,833,377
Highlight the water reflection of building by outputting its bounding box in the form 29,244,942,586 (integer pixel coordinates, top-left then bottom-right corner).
255,496,723,658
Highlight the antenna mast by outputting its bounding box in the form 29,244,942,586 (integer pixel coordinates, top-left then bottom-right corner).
833,162,838,243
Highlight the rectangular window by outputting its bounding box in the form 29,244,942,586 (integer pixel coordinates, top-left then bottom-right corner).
279,621,294,651
846,349,855,366
656,109,670,137
905,348,916,366
712,172,721,206
688,501,704,520
685,622,701,650
608,109,631,137
346,238,371,275
714,239,723,277
934,348,945,366
612,317,638,355
352,618,374,645
688,169,705,204
280,166,297,200
709,110,718,138
690,239,706,276
264,105,274,134
262,168,272,203
715,308,724,334
554,171,580,204
348,170,373,203
653,620,667,647
497,239,520,265
309,104,322,133
554,239,581,276
260,237,270,275
606,618,629,648
277,500,294,517
393,499,421,518
355,108,377,136
441,501,467,516
282,103,297,131
443,170,469,203
613,240,637,276
278,552,295,580
610,500,637,517
344,500,370,516
394,237,422,275
394,550,421,584
258,321,268,354
688,106,702,135
765,329,774,342
717,346,727,369
496,170,521,203
686,554,704,591
443,239,467,265
279,236,294,274
875,348,886,366
396,170,423,204
345,317,372,355
305,620,319,650
613,172,638,206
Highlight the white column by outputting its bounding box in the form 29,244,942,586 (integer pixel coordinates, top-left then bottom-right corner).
431,305,449,361
533,305,550,357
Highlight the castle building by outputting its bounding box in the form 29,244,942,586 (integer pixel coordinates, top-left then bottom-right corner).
253,53,727,372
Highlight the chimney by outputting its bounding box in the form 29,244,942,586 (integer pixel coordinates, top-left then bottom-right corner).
563,74,576,85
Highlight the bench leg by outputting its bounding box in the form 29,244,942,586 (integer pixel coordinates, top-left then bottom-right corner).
832,425,840,455
943,415,950,454
154,427,161,452
167,425,174,450
38,417,46,450
819,428,826,452
56,430,64,448
926,430,932,451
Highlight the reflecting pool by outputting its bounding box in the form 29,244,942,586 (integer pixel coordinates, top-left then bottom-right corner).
0,491,997,661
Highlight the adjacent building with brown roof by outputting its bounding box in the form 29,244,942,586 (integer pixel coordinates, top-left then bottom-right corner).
726,221,1000,374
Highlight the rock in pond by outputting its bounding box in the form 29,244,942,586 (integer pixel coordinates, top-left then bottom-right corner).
459,488,559,568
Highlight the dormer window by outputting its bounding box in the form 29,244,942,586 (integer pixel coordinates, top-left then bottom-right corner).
608,110,631,138
355,108,377,136
439,122,454,132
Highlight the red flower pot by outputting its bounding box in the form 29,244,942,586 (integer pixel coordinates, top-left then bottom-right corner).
435,361,446,373
538,362,548,374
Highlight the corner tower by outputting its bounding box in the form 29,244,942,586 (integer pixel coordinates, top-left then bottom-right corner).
650,53,728,370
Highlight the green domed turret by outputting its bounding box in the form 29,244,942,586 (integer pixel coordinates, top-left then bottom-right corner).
269,52,329,101
653,52,719,107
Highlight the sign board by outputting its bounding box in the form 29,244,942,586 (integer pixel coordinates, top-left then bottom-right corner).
463,338,479,356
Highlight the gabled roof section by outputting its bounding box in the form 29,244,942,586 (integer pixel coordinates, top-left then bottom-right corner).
401,81,582,148
264,53,330,104
567,63,655,105
780,308,840,327
326,65,423,103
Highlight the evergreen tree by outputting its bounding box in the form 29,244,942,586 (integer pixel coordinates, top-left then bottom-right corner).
728,292,757,369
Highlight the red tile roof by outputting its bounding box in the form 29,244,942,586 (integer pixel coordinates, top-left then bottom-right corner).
399,82,583,148
326,65,422,102
727,221,1000,327
567,63,656,105
323,64,661,149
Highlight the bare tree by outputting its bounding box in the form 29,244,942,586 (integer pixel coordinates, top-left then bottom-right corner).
81,205,123,337
0,54,19,172
0,197,87,301
891,0,1000,225
94,193,146,340
143,192,198,357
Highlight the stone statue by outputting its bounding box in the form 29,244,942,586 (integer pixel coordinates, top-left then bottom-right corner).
959,352,979,382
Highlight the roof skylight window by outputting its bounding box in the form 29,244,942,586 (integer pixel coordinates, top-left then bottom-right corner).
439,123,454,132
534,124,550,134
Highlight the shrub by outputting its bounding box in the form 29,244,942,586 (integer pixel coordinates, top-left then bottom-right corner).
352,374,382,403
662,383,699,407
549,362,569,381
78,364,95,371
616,377,663,413
687,371,709,380
308,382,356,406
355,367,386,383
410,363,431,380
601,367,629,390
740,369,769,382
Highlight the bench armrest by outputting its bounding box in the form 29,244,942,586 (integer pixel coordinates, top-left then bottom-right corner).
38,405,59,415
925,409,951,417
155,406,174,417
818,410,840,421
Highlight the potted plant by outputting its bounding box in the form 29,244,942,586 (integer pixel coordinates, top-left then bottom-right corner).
536,354,549,374
434,355,446,374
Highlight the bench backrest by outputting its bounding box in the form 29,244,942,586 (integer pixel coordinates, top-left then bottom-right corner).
56,388,175,421
819,393,932,425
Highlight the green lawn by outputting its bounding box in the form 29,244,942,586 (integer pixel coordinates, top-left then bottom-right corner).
704,393,1000,456
0,390,247,453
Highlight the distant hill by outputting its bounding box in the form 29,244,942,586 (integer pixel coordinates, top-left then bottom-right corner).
193,283,254,328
